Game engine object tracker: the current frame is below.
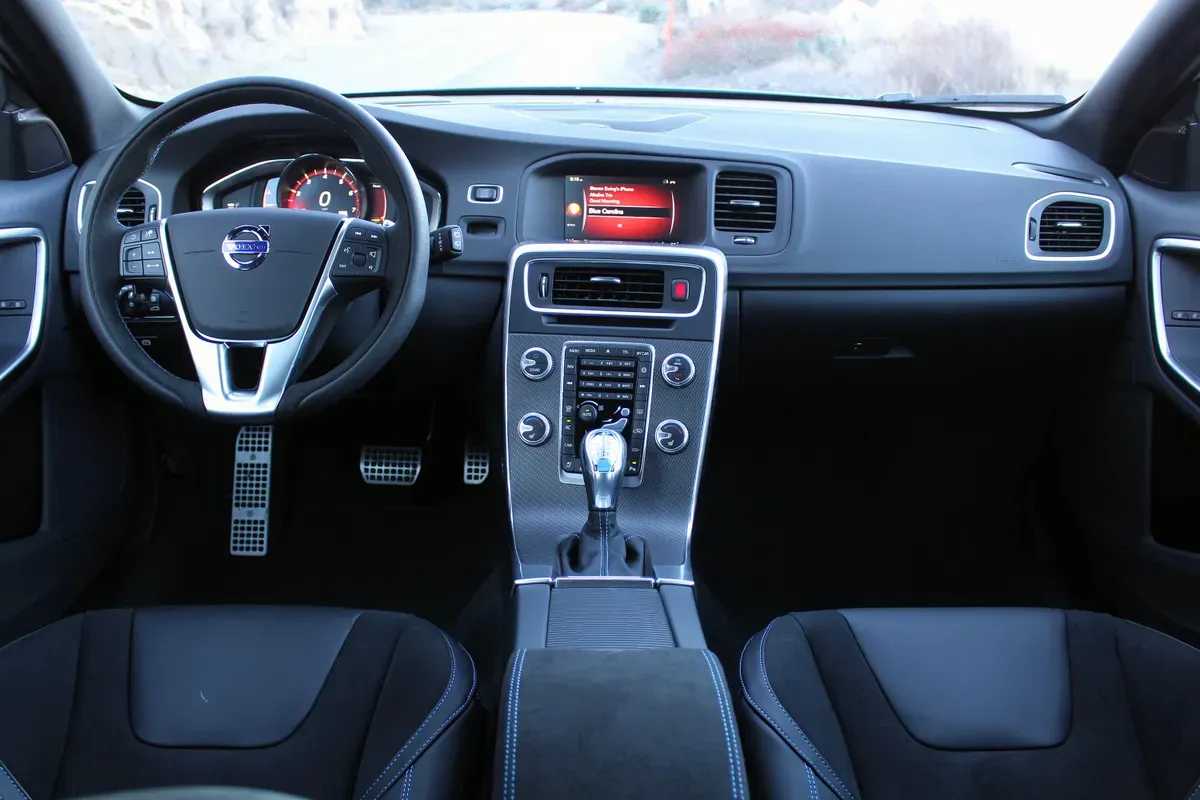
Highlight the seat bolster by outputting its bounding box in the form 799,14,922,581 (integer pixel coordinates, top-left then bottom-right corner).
738,617,860,800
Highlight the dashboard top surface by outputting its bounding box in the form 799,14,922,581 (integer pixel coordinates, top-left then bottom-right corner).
67,94,1132,288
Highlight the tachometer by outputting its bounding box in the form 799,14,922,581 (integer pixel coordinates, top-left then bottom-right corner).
278,155,364,218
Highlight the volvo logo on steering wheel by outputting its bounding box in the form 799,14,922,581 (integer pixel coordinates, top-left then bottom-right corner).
220,225,271,270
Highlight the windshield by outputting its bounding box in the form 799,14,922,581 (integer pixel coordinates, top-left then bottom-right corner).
63,0,1155,105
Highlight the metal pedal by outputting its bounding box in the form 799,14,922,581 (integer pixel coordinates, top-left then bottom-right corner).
360,446,422,486
464,442,490,485
230,425,272,557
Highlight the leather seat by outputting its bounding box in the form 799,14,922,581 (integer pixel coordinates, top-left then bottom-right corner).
0,607,480,800
738,608,1200,800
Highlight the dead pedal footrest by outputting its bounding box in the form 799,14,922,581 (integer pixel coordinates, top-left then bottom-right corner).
464,442,490,485
230,425,272,557
360,446,422,485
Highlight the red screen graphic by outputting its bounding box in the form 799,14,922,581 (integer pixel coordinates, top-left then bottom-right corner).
565,178,677,242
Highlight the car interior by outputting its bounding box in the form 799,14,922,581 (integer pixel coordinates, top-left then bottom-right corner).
5,0,1200,798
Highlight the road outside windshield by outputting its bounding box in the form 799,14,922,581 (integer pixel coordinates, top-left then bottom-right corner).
64,0,1153,103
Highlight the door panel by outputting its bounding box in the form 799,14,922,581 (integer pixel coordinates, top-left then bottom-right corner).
0,165,137,644
1058,178,1200,638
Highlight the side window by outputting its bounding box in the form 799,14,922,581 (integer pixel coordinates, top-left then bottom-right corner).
1128,81,1200,190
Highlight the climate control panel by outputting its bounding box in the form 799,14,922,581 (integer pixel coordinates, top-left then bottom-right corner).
557,342,654,482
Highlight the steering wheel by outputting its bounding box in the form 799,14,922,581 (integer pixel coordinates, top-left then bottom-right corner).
79,77,429,422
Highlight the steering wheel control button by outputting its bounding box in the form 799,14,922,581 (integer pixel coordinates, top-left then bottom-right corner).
518,413,551,447
123,231,140,245
520,347,554,381
125,245,142,261
123,261,143,277
662,353,696,388
140,228,158,241
655,420,689,454
141,242,162,260
142,260,165,277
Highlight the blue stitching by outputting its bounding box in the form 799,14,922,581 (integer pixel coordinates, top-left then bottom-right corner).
360,630,458,800
704,650,747,800
502,649,524,800
738,626,856,800
370,645,478,800
400,766,414,800
508,649,528,800
806,764,818,800
701,650,741,800
0,762,29,800
759,620,855,800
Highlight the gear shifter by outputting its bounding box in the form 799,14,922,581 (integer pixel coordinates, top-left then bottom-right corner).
558,428,646,576
582,428,626,511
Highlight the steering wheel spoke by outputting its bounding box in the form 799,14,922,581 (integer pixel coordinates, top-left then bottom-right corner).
160,216,343,417
79,77,428,422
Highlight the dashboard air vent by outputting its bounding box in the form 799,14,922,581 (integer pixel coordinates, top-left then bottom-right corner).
1037,201,1105,253
714,172,777,233
117,186,147,227
552,265,665,310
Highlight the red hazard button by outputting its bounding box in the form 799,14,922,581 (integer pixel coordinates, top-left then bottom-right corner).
671,279,690,302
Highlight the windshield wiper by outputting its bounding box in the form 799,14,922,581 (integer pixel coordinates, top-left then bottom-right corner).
877,93,1066,108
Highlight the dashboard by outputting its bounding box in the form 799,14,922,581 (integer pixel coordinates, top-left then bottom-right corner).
61,94,1132,402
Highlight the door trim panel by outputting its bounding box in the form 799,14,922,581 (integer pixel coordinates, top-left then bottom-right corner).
1150,237,1200,395
0,227,47,386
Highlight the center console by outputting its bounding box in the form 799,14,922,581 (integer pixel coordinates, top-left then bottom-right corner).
503,242,726,585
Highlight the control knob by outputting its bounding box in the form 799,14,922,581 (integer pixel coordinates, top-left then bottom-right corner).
655,420,689,454
518,413,551,446
662,353,696,388
520,347,554,381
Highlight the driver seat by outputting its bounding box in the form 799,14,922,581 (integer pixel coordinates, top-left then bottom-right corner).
0,607,480,800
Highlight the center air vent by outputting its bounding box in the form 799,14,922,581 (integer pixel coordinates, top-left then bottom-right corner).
714,172,777,233
1035,199,1106,253
552,266,665,310
117,186,147,228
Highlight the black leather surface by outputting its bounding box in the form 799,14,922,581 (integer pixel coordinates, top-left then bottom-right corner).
840,608,1071,749
166,209,340,341
740,609,1200,800
0,607,480,800
130,606,360,747
555,511,645,577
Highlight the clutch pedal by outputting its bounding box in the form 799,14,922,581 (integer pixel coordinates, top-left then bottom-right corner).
360,445,422,485
230,425,273,557
464,442,490,485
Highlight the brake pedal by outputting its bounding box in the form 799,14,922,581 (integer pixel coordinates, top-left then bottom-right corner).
464,442,490,485
230,425,273,557
360,445,422,485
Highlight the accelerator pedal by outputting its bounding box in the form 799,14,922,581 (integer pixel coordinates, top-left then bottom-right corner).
464,441,490,485
230,425,273,557
360,445,422,486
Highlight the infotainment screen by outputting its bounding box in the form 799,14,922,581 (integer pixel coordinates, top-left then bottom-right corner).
564,176,678,242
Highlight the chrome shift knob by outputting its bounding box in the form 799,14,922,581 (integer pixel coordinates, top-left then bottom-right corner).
581,428,626,511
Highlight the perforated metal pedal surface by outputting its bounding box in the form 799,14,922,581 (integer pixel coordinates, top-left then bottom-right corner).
230,425,272,556
360,446,422,485
464,442,490,485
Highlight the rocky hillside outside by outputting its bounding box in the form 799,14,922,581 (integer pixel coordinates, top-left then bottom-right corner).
63,0,1152,101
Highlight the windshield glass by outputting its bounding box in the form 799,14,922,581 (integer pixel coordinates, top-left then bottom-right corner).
63,0,1155,105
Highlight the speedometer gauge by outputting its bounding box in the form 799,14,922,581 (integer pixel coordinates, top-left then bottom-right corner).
278,155,364,218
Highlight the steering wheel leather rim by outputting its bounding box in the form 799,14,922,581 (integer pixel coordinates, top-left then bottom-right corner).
79,77,429,422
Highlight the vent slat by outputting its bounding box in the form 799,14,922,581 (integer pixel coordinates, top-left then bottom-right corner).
551,266,665,309
117,187,147,228
1037,200,1105,253
715,172,777,234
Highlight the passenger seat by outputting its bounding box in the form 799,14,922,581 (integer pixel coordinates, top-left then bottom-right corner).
738,608,1200,800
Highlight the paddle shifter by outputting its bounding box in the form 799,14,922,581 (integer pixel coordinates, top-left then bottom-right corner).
558,428,646,576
